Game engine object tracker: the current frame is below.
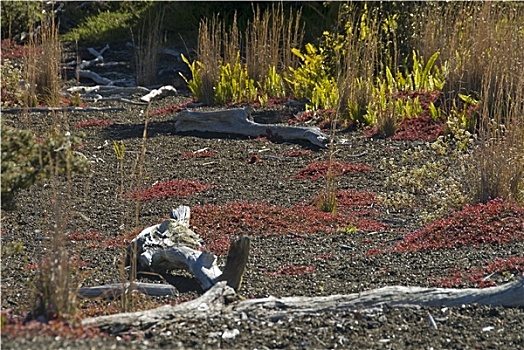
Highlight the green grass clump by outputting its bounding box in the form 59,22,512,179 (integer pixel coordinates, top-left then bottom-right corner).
62,10,136,44
1,125,89,210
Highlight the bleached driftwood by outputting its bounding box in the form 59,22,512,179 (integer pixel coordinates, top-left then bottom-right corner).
77,70,113,85
140,85,177,102
126,206,250,292
0,106,125,114
67,86,150,95
82,276,524,333
174,107,329,148
78,282,178,299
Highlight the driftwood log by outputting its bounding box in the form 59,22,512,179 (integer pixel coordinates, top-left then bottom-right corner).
0,106,126,114
82,276,524,333
77,206,250,298
174,107,329,148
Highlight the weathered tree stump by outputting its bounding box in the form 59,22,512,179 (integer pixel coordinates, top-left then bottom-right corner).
174,107,329,148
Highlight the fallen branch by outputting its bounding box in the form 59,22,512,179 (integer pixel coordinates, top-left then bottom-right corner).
82,276,524,334
140,85,178,102
174,107,329,148
77,282,178,299
1,106,126,114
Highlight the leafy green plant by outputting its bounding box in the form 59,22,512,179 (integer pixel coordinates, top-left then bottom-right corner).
215,53,258,105
286,43,338,110
259,65,287,99
61,8,139,43
180,54,206,102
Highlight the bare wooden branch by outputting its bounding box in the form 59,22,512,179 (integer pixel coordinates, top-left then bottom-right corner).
82,277,524,333
77,69,114,85
140,85,178,102
174,108,329,148
1,106,125,114
77,282,178,299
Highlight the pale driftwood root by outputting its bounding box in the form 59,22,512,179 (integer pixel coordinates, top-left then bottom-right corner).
82,277,524,334
174,107,329,148
77,282,178,299
82,281,238,334
1,106,126,114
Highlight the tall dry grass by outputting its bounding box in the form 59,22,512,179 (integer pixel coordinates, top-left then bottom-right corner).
134,6,164,86
25,9,61,108
413,2,524,204
244,3,304,82
195,4,304,104
414,2,523,104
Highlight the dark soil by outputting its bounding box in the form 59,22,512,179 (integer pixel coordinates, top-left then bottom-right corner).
1,43,523,349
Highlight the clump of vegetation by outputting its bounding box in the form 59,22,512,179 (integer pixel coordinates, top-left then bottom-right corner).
393,199,524,253
133,3,164,86
0,59,25,108
181,4,304,105
191,196,387,255
1,125,89,210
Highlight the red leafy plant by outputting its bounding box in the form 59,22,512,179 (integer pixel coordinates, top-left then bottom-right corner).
150,101,192,116
192,190,386,255
181,148,217,159
391,115,445,141
430,256,524,288
124,180,212,201
0,39,30,59
393,198,524,253
67,231,104,242
74,119,114,128
282,150,311,157
1,314,104,341
295,161,372,181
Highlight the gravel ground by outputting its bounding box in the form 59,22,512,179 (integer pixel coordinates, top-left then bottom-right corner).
1,44,523,349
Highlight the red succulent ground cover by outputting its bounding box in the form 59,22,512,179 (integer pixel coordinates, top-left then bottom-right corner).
123,180,212,201
281,149,311,157
294,160,372,181
391,115,446,141
430,256,524,288
66,231,104,241
150,101,193,116
393,198,524,253
0,315,104,341
0,39,30,59
74,119,114,128
181,148,217,159
191,190,386,255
